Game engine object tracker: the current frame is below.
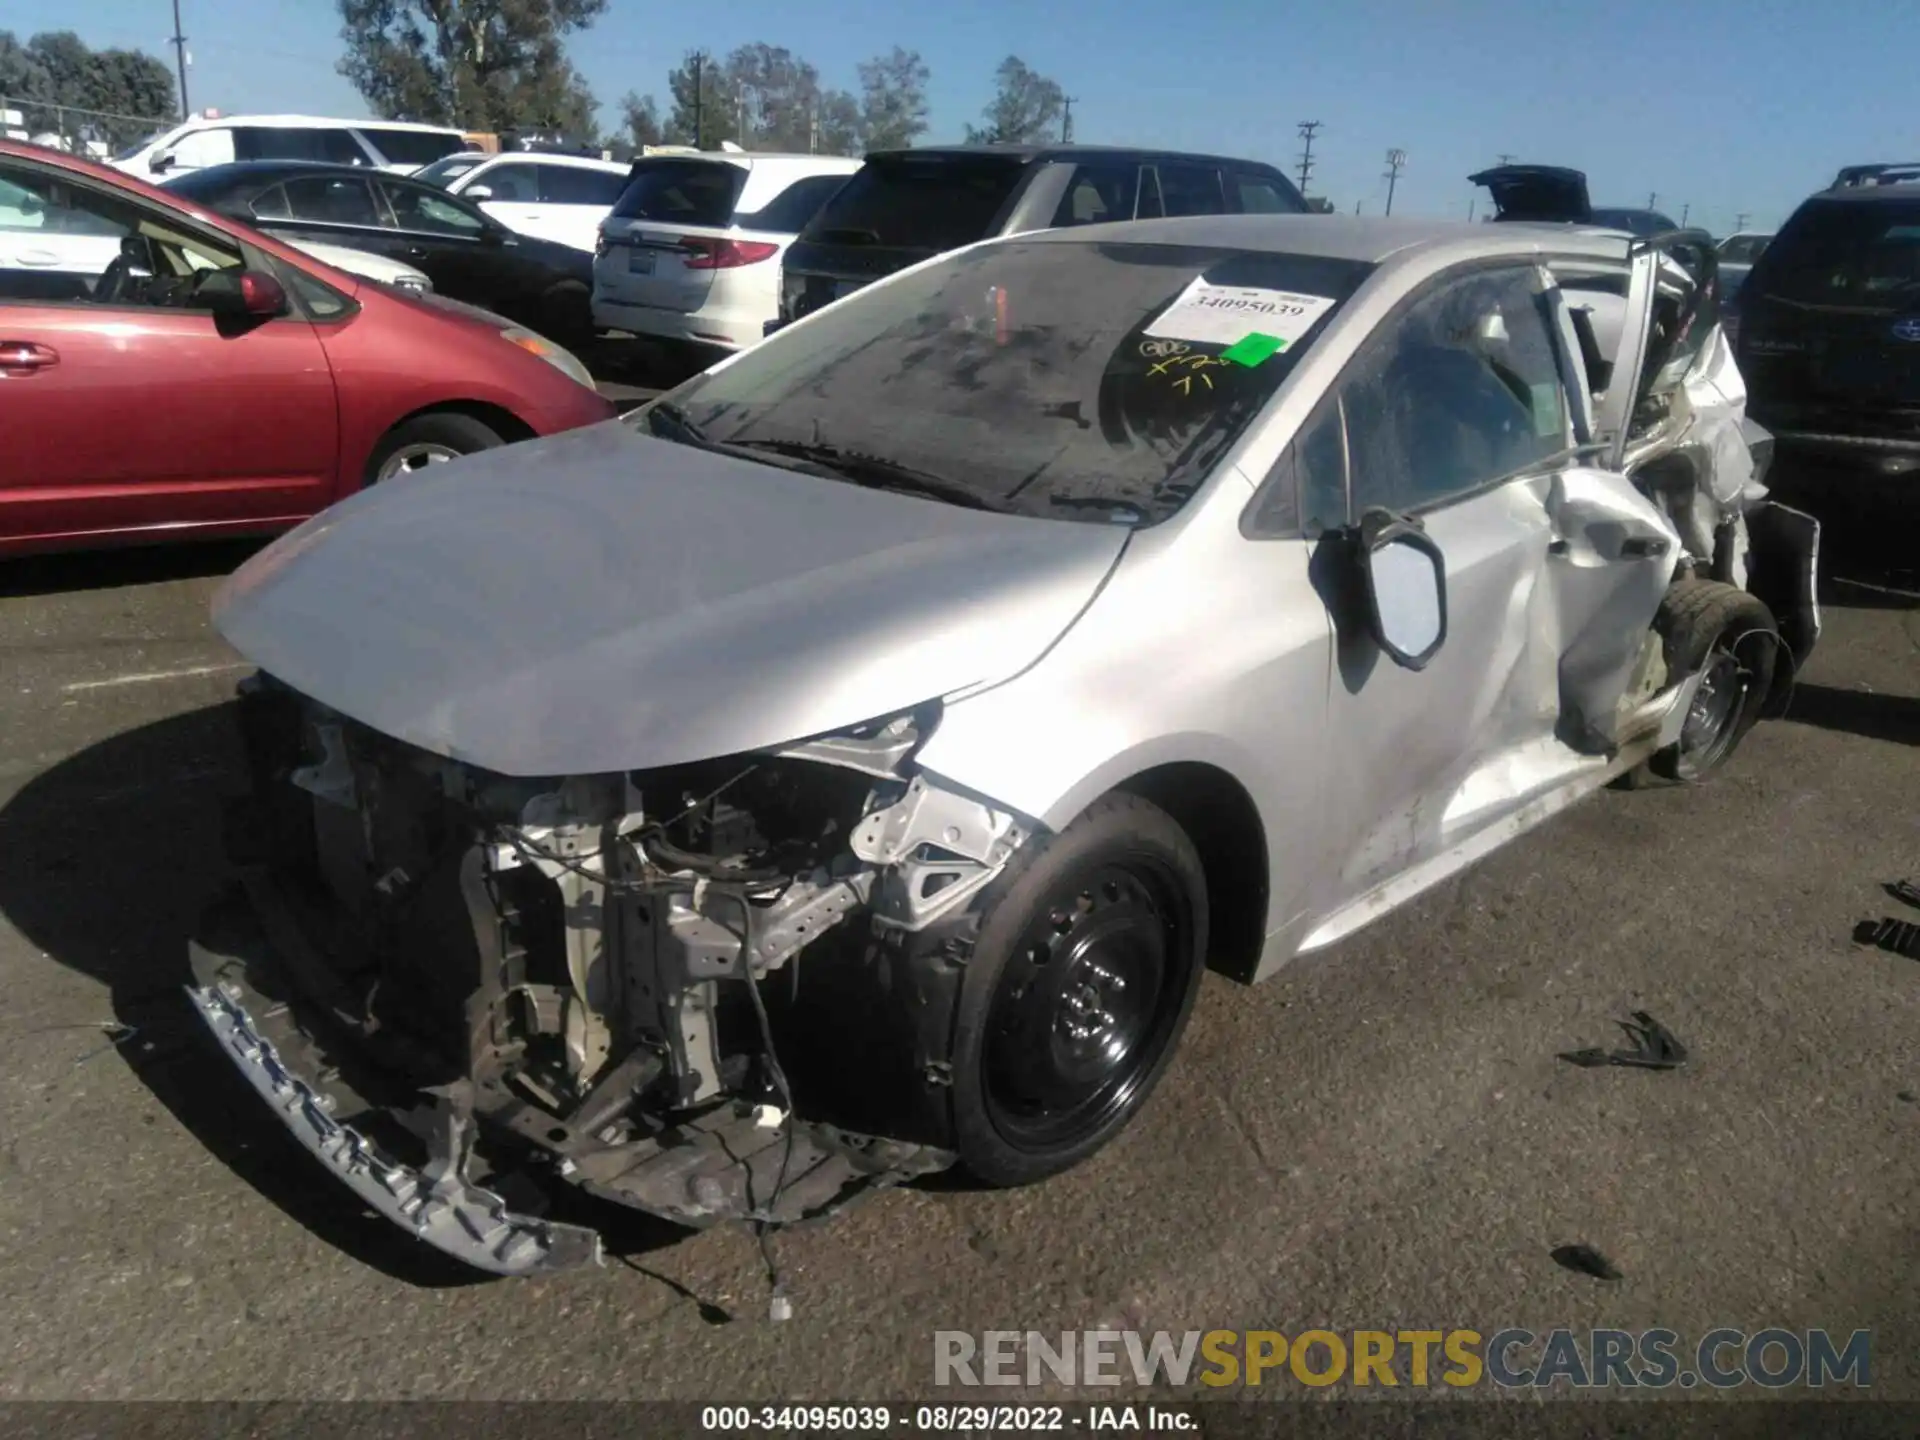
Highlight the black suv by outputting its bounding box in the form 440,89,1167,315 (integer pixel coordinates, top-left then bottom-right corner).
1737,162,1920,489
773,144,1307,331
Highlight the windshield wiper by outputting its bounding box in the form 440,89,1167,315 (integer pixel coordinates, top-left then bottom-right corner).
1048,495,1145,523
725,439,1009,512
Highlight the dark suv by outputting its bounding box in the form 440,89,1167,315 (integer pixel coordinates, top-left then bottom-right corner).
1737,162,1920,489
773,144,1307,331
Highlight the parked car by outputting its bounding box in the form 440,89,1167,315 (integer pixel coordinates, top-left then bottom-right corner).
3,169,433,292
187,210,1817,1275
159,161,598,344
1470,164,1677,235
0,140,614,558
591,151,861,355
111,114,468,180
1736,163,1920,492
774,145,1310,334
411,149,630,253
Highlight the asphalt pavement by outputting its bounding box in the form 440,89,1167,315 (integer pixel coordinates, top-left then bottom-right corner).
0,494,1914,1404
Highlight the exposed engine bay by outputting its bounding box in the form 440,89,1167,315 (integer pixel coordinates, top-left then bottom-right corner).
191,687,1030,1273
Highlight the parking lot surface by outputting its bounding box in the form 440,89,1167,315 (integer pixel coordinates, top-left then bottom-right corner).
0,505,1914,1402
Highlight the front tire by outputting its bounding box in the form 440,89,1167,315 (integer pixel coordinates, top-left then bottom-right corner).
946,793,1208,1187
364,412,505,486
1629,579,1779,786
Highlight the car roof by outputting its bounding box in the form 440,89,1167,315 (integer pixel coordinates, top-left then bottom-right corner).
634,150,861,170
170,114,461,133
863,143,1287,171
473,151,627,173
1013,212,1636,266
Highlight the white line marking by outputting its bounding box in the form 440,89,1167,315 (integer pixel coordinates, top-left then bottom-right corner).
62,662,251,693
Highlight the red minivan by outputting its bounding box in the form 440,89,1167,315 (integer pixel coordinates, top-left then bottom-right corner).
0,140,617,557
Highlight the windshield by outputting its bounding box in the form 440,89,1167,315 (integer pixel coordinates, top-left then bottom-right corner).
413,153,487,188
802,154,1027,251
112,127,173,163
1718,233,1771,263
1591,208,1676,236
633,238,1374,525
1757,199,1920,306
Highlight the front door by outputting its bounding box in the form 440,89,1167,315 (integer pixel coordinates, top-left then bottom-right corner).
0,155,337,547
1308,263,1634,913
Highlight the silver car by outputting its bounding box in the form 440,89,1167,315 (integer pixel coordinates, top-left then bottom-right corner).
190,214,1821,1276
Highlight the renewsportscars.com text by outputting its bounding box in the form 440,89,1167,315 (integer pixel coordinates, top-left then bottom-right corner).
933,1328,1872,1390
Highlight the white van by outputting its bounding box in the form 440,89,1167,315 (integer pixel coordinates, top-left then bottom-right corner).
111,115,467,180
591,151,859,353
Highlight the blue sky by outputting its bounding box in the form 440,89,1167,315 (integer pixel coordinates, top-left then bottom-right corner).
52,0,1915,232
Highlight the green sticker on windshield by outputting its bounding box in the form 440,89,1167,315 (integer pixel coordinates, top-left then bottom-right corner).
1220,332,1284,367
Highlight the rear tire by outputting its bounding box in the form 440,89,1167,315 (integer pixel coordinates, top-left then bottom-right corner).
945,794,1208,1187
1624,580,1779,787
364,413,504,486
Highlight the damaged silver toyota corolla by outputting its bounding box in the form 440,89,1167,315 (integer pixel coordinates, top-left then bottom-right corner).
188,214,1821,1275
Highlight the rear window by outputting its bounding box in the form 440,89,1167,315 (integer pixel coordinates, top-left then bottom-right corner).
414,153,487,188
802,155,1026,251
610,159,746,227
357,126,466,167
234,126,367,166
734,174,851,235
1752,198,1920,306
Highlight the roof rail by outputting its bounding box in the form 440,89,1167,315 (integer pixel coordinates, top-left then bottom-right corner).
1830,162,1920,189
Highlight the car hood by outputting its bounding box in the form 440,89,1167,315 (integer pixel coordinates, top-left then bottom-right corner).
1469,164,1593,223
212,421,1130,778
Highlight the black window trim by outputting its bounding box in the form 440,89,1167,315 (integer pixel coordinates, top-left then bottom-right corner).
1238,255,1595,537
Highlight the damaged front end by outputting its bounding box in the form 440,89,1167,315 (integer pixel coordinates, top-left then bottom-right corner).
188,676,1031,1274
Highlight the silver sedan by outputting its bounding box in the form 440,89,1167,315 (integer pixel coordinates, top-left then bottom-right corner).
191,213,1821,1275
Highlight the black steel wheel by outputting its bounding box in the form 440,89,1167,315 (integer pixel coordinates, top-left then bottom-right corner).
947,794,1207,1186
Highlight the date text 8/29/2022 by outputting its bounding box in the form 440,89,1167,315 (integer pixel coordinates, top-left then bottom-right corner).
699,1406,1196,1432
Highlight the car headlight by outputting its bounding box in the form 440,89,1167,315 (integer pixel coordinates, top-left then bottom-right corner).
500,326,595,390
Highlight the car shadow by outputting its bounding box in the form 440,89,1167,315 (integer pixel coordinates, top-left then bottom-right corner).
0,538,266,599
0,700,690,1286
1780,683,1920,747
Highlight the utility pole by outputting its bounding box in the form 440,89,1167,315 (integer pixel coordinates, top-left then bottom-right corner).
1734,211,1751,232
808,101,819,155
1061,96,1077,143
1647,191,1658,209
1296,120,1322,197
1467,197,1476,221
1680,202,1690,226
1383,148,1406,215
691,52,704,149
1497,152,1516,165
169,0,191,118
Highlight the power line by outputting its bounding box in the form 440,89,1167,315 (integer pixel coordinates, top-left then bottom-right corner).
1383,148,1406,216
1296,120,1322,196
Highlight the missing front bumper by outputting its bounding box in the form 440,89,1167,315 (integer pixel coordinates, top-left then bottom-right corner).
186,930,605,1277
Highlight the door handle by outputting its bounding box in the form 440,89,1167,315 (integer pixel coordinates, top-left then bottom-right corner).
0,341,59,373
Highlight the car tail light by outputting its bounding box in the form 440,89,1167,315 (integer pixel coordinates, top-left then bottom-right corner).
680,237,779,270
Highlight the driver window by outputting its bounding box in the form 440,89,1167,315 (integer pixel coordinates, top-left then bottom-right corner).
1341,266,1571,515
0,160,239,308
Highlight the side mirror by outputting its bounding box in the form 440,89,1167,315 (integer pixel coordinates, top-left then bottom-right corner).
206,268,289,322
148,151,175,175
1357,508,1447,670
464,184,493,201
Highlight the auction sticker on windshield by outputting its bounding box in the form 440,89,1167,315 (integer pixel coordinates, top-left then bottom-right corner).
1145,280,1336,350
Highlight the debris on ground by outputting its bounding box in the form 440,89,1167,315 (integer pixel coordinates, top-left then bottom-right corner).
1852,916,1920,961
1558,1011,1689,1070
1884,879,1920,911
1551,1243,1623,1281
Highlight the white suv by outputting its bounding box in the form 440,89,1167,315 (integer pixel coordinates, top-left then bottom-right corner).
111,115,467,180
414,150,630,253
591,152,858,353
